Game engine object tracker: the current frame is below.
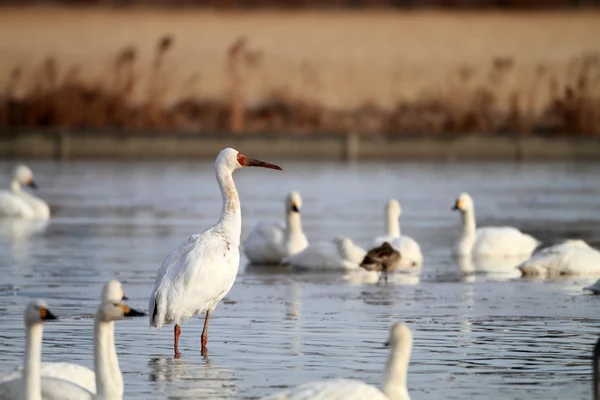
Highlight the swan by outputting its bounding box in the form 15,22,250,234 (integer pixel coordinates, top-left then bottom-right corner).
244,191,308,264
0,300,95,400
452,192,539,258
373,200,423,267
0,165,50,219
283,237,366,270
584,279,600,294
518,239,600,277
148,148,282,357
260,322,412,400
4,281,136,396
0,283,145,399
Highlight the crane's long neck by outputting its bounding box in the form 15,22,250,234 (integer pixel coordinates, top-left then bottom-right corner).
23,323,42,400
94,314,118,398
285,211,303,238
106,322,123,397
461,208,477,239
381,341,411,400
386,211,400,237
216,166,242,245
10,179,21,194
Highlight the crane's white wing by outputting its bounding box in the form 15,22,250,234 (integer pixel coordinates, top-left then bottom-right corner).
150,229,240,327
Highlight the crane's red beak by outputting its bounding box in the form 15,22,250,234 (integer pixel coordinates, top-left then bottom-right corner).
237,153,282,171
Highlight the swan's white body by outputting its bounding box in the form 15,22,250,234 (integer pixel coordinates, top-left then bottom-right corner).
0,166,50,220
261,323,412,400
244,191,308,264
584,278,600,294
149,148,281,355
453,193,539,258
518,239,600,277
0,282,142,400
373,200,423,267
0,301,94,400
283,237,365,270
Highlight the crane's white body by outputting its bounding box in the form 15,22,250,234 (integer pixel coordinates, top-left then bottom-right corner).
373,200,423,267
261,323,413,400
0,166,49,220
453,193,539,259
244,192,308,264
519,240,600,277
283,237,365,271
149,149,281,349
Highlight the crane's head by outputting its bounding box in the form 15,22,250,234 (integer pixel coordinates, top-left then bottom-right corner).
216,148,282,172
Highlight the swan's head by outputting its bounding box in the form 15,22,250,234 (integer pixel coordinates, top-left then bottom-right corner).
98,300,146,322
13,165,38,189
215,148,282,173
453,192,474,212
286,191,302,213
334,236,355,254
386,199,401,219
385,322,413,351
24,300,58,326
101,280,128,303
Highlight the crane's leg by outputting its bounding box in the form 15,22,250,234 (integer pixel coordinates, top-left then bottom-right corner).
174,324,182,358
201,310,211,356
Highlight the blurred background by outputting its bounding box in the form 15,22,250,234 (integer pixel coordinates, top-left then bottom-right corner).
0,0,599,159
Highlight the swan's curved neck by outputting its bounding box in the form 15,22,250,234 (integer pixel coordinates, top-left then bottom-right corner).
216,165,242,245
285,211,303,238
23,323,42,400
10,179,21,194
106,322,123,396
381,341,411,400
94,315,118,398
461,208,476,238
386,212,400,237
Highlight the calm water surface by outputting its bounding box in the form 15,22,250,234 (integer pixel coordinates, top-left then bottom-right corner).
1,160,600,400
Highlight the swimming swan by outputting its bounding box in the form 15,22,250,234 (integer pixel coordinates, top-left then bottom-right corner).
244,191,308,264
373,200,423,267
0,282,145,399
452,192,539,258
283,237,365,270
0,300,94,400
260,323,413,400
0,165,50,220
518,239,600,277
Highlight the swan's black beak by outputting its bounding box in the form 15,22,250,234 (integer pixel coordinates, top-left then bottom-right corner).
120,304,147,317
291,204,300,213
122,294,129,301
452,201,459,211
27,180,39,190
384,340,390,347
41,308,58,321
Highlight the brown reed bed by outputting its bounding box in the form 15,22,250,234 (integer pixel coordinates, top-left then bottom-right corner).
1,37,599,136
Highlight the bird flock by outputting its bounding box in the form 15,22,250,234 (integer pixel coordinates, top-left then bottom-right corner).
1,147,600,400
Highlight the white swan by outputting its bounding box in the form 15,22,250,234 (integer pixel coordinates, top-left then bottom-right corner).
0,165,50,220
584,278,600,294
0,300,94,400
261,322,412,400
0,283,145,400
373,200,423,267
452,192,539,258
283,237,365,270
244,191,308,264
5,281,135,396
518,239,600,277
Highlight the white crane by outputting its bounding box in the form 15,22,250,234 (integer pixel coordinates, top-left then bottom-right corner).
148,148,282,357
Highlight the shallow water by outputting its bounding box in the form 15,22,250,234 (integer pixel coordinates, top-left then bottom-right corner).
1,160,600,400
